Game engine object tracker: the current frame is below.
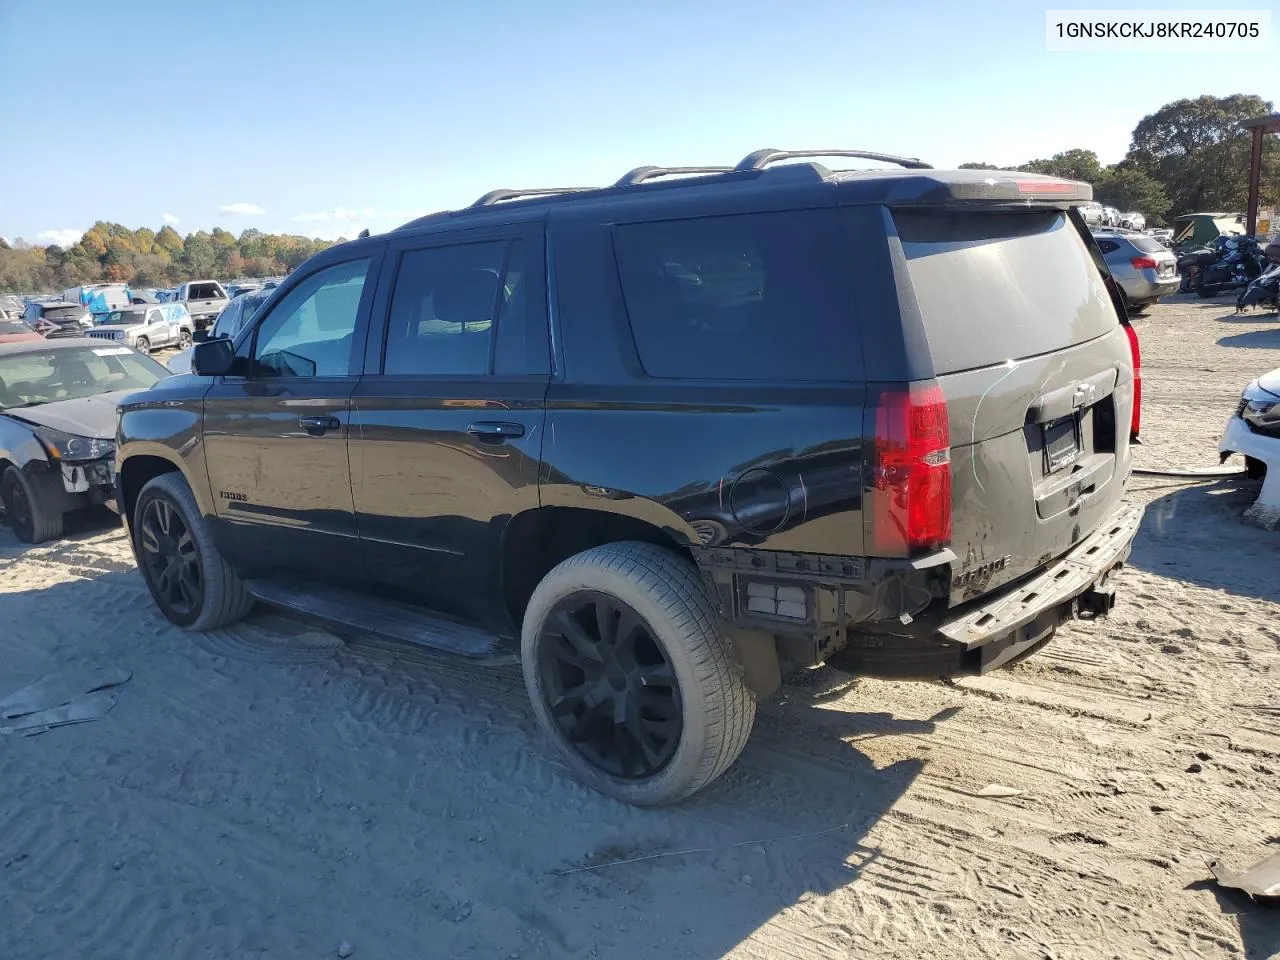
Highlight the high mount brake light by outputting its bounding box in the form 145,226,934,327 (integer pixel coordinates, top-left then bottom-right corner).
1015,178,1077,195
871,382,952,554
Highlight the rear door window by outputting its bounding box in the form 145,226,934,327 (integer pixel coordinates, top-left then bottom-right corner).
895,210,1118,375
382,241,507,376
612,209,859,381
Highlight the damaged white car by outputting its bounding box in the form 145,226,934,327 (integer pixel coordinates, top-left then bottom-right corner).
0,338,170,543
1220,367,1280,528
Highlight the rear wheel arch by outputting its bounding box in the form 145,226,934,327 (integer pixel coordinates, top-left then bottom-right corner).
499,506,696,636
500,506,783,700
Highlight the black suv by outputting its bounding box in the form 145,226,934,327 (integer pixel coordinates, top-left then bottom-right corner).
116,150,1144,805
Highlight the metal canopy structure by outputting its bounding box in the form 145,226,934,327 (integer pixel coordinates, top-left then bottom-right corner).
1241,113,1280,236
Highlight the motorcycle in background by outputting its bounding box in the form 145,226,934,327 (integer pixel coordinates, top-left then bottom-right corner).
1237,262,1280,314
1194,235,1269,298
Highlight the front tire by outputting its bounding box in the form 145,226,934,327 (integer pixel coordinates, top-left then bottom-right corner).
521,542,755,805
1,466,63,543
134,336,151,353
177,330,193,350
133,473,254,630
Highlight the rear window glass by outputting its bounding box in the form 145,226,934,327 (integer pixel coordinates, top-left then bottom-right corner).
42,305,84,320
612,209,858,381
895,210,1118,374
1128,235,1166,254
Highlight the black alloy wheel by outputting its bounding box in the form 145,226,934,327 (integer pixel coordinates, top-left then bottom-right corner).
537,591,683,779
5,479,34,541
138,496,203,618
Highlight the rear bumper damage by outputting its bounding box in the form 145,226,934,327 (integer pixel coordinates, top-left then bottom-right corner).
830,501,1145,678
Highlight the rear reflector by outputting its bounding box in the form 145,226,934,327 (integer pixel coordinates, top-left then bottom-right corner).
1123,322,1141,441
871,382,952,554
1130,256,1159,270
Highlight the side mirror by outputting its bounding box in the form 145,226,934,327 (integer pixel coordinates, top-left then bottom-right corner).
192,329,210,343
191,338,236,376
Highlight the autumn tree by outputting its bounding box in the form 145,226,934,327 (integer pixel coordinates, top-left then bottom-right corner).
155,225,184,256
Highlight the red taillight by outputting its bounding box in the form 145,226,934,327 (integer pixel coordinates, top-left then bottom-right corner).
1123,322,1141,441
1130,256,1159,270
871,382,952,554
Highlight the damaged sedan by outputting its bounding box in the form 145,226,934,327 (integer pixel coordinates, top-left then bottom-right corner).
0,338,170,543
1221,367,1280,528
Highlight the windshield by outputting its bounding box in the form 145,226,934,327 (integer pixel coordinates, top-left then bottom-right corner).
0,345,169,409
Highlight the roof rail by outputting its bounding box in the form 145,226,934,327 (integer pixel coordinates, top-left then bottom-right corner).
470,187,593,208
614,165,734,187
735,148,933,172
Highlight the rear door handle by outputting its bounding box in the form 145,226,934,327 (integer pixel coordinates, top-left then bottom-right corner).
468,421,525,443
299,415,342,435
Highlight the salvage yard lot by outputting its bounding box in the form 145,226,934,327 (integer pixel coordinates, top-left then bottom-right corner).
2,298,1278,960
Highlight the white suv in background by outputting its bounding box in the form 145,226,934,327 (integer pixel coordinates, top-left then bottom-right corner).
85,303,194,353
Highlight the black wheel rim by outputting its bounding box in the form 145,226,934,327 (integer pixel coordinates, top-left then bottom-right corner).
8,482,33,540
537,591,683,779
138,497,202,617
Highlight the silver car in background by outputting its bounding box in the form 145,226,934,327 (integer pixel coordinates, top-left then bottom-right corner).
165,289,273,374
85,303,195,354
1093,230,1179,313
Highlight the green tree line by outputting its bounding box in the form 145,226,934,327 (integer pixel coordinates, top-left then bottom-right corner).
0,223,338,295
959,93,1278,226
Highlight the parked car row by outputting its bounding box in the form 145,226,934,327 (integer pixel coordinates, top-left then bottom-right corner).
1081,202,1146,231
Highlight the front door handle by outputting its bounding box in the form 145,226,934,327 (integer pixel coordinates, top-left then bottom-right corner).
468,421,525,444
299,415,342,436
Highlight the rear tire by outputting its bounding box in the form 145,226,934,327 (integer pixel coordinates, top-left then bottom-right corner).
522,542,755,805
134,336,151,353
1,466,63,544
133,472,254,630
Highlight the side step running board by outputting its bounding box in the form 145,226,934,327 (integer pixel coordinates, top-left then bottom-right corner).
246,579,517,664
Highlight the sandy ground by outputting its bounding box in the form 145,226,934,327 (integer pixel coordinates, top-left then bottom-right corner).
2,297,1278,960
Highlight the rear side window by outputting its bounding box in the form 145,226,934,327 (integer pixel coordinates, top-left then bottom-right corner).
1095,239,1119,254
612,209,858,381
895,210,1119,375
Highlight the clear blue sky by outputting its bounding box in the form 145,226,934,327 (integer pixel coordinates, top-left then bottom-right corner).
1,0,1275,245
